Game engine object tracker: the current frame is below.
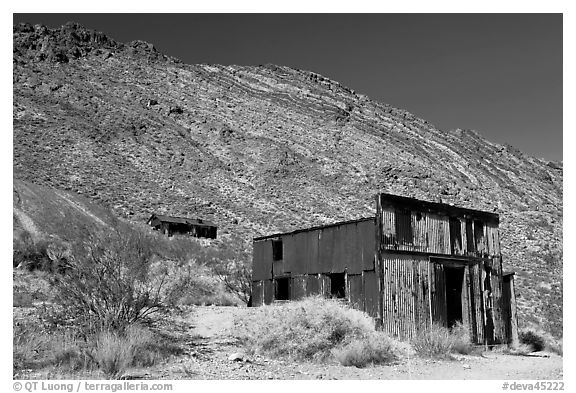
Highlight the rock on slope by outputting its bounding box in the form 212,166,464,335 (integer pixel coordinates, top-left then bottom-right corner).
13,22,563,336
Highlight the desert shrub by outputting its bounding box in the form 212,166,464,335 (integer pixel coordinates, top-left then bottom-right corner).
234,296,407,363
332,331,406,367
212,259,252,304
13,322,48,372
518,330,546,351
51,228,170,332
450,322,474,355
519,329,546,352
411,323,473,358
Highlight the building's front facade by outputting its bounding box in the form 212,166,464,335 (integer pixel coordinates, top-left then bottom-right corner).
251,193,518,345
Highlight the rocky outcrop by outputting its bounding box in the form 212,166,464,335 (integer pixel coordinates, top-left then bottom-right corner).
12,23,563,336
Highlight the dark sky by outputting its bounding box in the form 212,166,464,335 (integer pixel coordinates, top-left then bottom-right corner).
13,13,563,161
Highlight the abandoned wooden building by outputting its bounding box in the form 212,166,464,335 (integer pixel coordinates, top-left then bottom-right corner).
251,193,518,345
147,214,217,239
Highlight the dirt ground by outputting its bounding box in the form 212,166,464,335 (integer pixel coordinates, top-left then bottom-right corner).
138,306,563,380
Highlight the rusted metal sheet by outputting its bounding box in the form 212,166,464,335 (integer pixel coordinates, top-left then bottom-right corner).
306,274,320,295
251,281,264,306
252,240,272,280
363,270,378,318
348,274,364,310
263,280,274,305
291,276,307,300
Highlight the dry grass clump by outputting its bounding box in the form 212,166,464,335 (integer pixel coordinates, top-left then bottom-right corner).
234,296,408,367
13,319,177,378
411,322,474,359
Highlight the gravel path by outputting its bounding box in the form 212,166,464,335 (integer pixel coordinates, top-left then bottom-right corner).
141,306,563,380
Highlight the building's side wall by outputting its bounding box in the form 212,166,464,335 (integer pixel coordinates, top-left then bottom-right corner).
251,219,378,315
377,195,512,344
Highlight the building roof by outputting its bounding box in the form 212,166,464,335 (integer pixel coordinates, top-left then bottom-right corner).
379,193,500,223
253,193,500,241
148,214,217,228
253,217,374,241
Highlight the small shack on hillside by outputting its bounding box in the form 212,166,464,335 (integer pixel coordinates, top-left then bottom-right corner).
251,193,518,345
147,214,217,239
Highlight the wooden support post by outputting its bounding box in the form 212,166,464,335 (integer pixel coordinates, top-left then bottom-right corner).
375,194,384,329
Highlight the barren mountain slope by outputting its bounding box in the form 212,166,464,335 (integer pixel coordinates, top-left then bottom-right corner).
13,22,563,336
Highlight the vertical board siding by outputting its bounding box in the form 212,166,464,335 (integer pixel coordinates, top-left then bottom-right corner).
503,275,519,345
381,209,451,254
430,262,447,326
252,240,272,280
381,255,428,340
470,263,485,343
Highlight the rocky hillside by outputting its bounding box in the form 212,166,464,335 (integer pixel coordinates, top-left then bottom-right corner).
13,22,563,336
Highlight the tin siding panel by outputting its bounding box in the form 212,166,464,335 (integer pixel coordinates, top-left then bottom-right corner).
292,276,307,300
318,228,335,273
263,280,274,305
332,226,347,273
346,224,362,274
348,274,364,311
252,240,272,280
306,274,320,295
289,232,308,274
363,270,378,318
308,230,320,274
359,219,375,271
251,281,264,306
282,234,297,274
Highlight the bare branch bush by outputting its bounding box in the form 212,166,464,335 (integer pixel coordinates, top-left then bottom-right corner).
51,227,169,332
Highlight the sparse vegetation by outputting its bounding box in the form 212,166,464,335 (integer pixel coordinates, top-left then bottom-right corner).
234,296,409,366
519,329,546,352
411,322,474,359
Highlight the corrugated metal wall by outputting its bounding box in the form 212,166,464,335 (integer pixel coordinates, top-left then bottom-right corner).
381,255,430,339
251,194,514,345
379,207,500,258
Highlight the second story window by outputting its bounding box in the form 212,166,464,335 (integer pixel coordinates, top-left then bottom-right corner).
395,209,413,244
272,238,283,261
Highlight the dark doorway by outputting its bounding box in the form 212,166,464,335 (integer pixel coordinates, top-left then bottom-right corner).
330,273,346,299
275,277,290,300
445,267,464,328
